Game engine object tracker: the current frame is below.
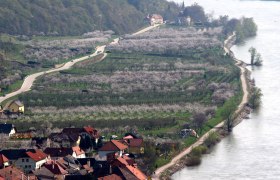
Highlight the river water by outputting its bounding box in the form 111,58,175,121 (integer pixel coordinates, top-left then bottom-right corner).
170,0,280,179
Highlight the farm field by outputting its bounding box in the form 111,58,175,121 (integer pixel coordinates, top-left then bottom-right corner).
16,27,241,139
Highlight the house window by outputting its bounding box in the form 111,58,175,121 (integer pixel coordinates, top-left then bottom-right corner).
25,165,28,168
26,159,29,162
29,165,31,168
22,159,25,162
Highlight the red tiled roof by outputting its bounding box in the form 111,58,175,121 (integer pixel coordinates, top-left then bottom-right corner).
0,154,9,165
99,140,128,151
84,126,99,138
97,174,122,180
115,157,128,166
26,149,47,162
126,165,147,180
72,146,85,156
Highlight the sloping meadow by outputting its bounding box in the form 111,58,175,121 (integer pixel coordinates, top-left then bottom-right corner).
17,27,241,135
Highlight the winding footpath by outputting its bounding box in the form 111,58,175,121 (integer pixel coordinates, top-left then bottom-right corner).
152,34,250,180
0,25,160,104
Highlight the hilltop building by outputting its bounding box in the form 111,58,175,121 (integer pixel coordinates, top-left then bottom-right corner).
148,14,164,26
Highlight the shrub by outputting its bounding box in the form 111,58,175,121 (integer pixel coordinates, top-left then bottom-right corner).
204,131,220,147
185,156,201,166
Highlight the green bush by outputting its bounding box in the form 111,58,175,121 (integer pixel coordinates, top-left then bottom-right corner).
204,131,220,147
190,145,208,157
185,156,201,166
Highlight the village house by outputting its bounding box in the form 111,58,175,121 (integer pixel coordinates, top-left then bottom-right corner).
34,160,68,180
148,14,164,26
48,132,81,148
0,149,48,173
49,126,99,148
0,154,9,169
122,135,144,156
0,123,17,137
33,155,91,179
110,156,147,180
44,146,86,160
5,100,24,114
0,166,35,180
98,140,128,161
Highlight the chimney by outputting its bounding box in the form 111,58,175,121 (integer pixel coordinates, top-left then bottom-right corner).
109,165,112,175
52,161,55,169
87,159,90,167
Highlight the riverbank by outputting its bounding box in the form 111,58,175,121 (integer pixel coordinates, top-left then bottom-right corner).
152,34,253,180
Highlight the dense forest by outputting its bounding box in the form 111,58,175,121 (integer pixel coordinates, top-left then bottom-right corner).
0,0,179,35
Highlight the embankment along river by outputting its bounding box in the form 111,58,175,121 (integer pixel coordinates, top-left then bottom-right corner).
171,0,280,179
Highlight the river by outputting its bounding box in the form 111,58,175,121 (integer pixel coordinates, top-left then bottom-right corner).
170,0,280,179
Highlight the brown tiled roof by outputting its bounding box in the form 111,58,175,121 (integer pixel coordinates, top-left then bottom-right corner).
62,128,84,134
84,126,99,138
44,148,73,158
26,149,47,162
43,161,68,175
98,174,122,180
128,139,143,147
0,166,27,180
99,140,128,151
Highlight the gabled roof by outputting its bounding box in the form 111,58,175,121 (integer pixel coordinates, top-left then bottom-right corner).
0,154,9,166
62,128,84,134
125,165,147,180
43,161,68,175
0,123,15,134
127,139,144,147
33,166,55,179
98,174,122,180
0,149,29,160
13,100,24,107
113,157,129,167
72,146,85,156
0,166,26,180
44,147,73,158
84,126,99,138
99,140,128,151
26,149,47,162
151,14,163,19
49,132,80,143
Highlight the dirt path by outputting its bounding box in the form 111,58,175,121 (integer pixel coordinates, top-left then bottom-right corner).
152,34,249,179
0,25,161,104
